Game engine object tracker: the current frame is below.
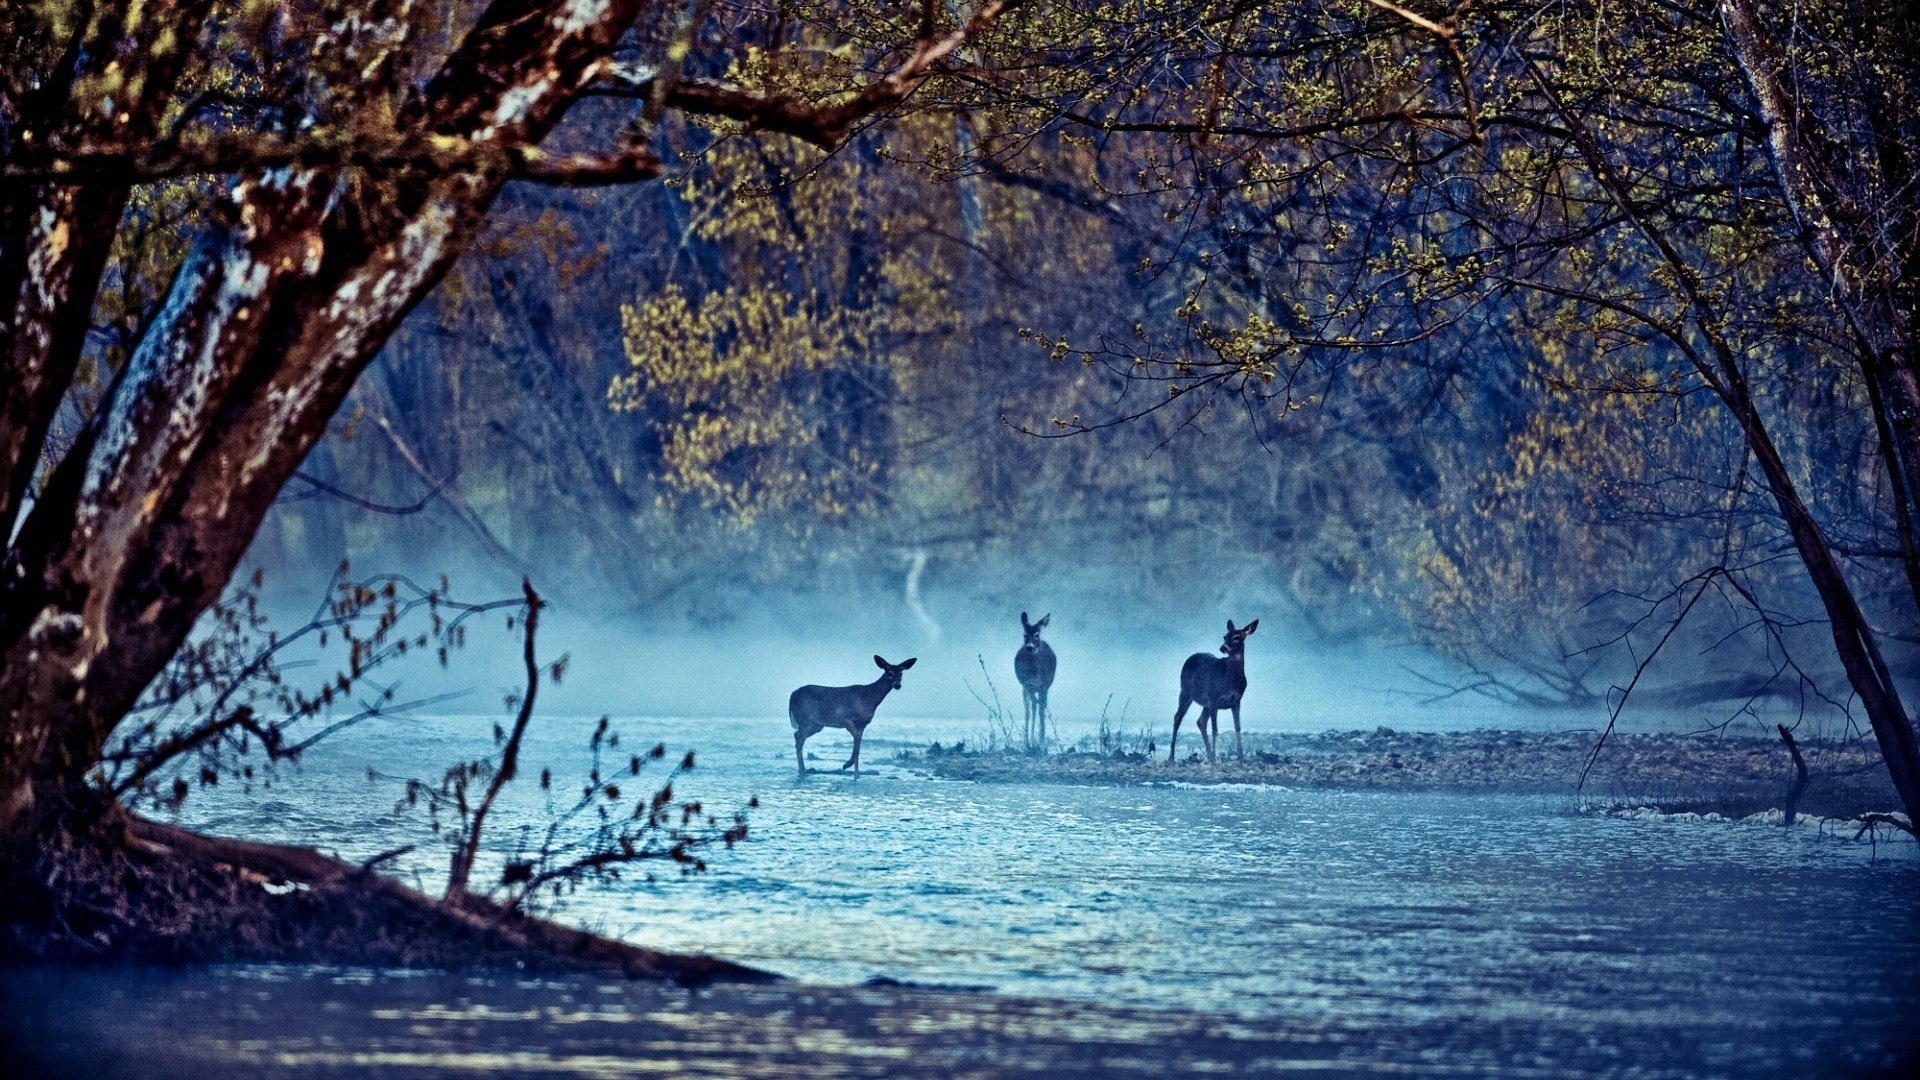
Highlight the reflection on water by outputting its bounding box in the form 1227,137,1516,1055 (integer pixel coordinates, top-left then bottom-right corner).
7,959,1917,1078
47,712,1919,1076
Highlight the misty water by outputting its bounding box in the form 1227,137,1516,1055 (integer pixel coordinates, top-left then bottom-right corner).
154,701,1920,1073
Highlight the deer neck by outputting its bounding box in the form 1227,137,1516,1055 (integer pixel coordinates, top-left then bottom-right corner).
861,675,896,707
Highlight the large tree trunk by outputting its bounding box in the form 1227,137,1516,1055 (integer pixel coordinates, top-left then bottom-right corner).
1537,12,1920,831
0,1,210,839
1737,393,1920,827
0,0,1015,850
1715,0,1920,828
0,0,207,532
0,184,128,528
0,0,651,847
1719,0,1920,611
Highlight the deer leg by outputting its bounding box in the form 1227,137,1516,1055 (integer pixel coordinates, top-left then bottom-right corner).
1202,709,1217,763
843,728,864,774
1170,696,1191,762
1038,688,1049,750
1232,704,1243,761
794,730,809,776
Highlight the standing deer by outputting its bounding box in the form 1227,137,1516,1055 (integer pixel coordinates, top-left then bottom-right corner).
788,655,916,776
1014,612,1057,751
1170,619,1258,763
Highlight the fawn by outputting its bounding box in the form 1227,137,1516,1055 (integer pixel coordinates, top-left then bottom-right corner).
1170,619,1258,763
1014,612,1056,749
788,655,916,776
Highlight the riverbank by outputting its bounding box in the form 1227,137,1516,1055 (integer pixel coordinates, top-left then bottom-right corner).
900,728,1904,821
0,813,769,984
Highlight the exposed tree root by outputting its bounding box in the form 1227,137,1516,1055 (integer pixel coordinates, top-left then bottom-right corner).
2,813,772,986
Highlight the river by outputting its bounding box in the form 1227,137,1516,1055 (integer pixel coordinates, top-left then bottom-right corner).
5,712,1916,1076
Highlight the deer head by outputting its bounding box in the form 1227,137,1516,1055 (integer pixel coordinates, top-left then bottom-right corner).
874,655,918,690
1221,619,1259,657
1020,611,1051,646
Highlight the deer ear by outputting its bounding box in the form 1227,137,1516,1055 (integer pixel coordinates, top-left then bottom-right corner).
1039,614,1051,628
1020,612,1031,630
1244,619,1259,634
874,655,888,670
1226,620,1237,633
899,657,917,670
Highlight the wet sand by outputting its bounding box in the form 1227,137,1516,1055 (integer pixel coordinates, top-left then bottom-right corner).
903,729,1902,819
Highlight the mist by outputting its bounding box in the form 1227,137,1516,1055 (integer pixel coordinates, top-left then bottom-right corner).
7,3,1919,1075
232,515,1836,746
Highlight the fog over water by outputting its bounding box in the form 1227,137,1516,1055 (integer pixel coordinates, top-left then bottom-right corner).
148,548,1915,1066
117,494,1903,1077
12,3,1920,1073
240,544,1846,741
0,468,1861,1078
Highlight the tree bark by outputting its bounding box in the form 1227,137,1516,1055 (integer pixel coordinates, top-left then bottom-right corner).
1532,44,1920,832
0,0,653,846
0,0,207,536
1718,0,1920,615
0,184,127,530
1714,0,1920,828
0,0,1021,850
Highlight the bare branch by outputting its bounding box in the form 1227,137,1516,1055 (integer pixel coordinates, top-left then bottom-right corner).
445,579,542,902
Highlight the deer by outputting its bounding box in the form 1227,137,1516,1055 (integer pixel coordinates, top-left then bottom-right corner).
788,655,916,776
1014,612,1057,750
1170,619,1258,764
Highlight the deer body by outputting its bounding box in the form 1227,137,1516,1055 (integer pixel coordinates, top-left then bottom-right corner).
789,655,915,776
1014,612,1056,749
1171,620,1258,763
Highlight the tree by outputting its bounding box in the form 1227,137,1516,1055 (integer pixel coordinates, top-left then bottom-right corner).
0,0,1021,852
925,0,1920,824
9,0,1914,866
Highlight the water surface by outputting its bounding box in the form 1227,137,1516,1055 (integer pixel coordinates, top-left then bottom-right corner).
125,712,1920,1074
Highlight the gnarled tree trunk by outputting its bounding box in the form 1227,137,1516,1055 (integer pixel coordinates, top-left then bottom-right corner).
0,0,1017,850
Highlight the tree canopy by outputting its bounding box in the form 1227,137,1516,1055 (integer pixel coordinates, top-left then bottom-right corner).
4,0,1919,847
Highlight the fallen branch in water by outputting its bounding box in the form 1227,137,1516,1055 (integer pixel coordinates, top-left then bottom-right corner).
1778,725,1810,826
1853,813,1917,840
358,845,415,873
